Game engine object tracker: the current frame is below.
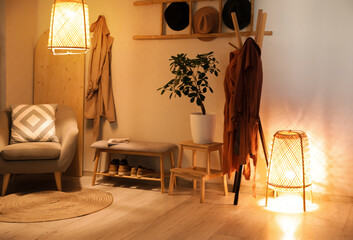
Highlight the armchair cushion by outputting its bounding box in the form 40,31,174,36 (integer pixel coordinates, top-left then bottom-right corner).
1,142,61,160
10,104,59,144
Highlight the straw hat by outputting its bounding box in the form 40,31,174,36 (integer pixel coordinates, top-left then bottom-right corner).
193,7,219,41
164,2,190,31
222,0,251,30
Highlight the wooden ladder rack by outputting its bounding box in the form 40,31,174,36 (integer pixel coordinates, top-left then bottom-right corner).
133,0,272,40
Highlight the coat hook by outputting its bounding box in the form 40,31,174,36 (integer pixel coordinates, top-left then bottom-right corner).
228,42,239,50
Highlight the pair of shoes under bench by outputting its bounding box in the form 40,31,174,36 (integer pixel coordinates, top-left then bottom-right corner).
136,167,159,178
109,159,129,175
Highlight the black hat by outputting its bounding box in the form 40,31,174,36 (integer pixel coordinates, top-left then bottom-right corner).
164,2,190,31
222,0,251,30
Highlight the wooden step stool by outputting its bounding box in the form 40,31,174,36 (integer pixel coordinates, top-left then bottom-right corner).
169,141,228,203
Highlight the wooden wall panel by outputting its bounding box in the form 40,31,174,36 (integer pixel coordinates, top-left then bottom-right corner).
34,30,84,176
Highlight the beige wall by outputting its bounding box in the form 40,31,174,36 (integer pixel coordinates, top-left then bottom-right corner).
256,0,353,197
3,0,37,107
12,0,353,198
0,0,6,110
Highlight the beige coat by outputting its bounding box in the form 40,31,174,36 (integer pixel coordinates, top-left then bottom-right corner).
84,15,116,140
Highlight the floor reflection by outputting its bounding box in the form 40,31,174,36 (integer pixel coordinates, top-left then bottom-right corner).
259,193,319,213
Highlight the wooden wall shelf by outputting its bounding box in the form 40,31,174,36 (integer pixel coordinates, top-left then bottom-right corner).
133,31,273,40
134,0,216,5
133,0,272,41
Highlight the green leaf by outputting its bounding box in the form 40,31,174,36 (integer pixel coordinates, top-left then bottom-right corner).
182,76,191,82
196,98,202,106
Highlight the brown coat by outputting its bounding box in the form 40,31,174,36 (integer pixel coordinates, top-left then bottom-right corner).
84,15,116,140
223,38,263,181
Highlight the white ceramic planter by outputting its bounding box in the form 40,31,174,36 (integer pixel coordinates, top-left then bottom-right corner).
190,112,216,144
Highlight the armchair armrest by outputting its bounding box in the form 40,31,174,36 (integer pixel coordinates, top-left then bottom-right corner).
55,106,79,169
60,119,79,161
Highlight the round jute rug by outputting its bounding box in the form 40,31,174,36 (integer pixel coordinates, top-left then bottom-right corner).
0,188,113,223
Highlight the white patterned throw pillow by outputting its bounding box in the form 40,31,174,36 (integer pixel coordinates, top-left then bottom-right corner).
10,104,59,144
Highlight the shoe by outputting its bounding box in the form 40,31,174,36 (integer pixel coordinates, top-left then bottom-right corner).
130,167,138,177
118,164,131,176
120,159,128,166
147,172,160,178
109,159,119,174
111,159,120,165
137,167,159,178
109,165,118,174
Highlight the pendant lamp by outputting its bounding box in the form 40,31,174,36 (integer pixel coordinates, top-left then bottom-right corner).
48,0,90,55
265,130,313,211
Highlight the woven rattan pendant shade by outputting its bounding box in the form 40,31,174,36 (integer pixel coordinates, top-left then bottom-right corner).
48,0,90,55
265,130,313,211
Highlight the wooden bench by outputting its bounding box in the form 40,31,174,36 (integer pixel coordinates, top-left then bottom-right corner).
91,140,178,193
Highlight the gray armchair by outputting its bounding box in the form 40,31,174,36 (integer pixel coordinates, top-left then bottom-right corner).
0,105,78,196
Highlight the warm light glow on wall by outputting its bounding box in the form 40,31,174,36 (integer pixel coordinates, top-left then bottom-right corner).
48,0,90,55
306,131,327,193
266,130,313,211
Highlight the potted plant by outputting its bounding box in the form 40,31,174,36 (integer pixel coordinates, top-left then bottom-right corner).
157,52,220,144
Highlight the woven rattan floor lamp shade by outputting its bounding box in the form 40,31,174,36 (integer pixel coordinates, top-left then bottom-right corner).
265,130,313,211
48,0,90,55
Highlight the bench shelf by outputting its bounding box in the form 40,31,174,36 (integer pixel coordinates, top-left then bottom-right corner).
91,140,178,193
97,170,170,182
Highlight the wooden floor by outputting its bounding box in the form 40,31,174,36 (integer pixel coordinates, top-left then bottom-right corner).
0,174,353,240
